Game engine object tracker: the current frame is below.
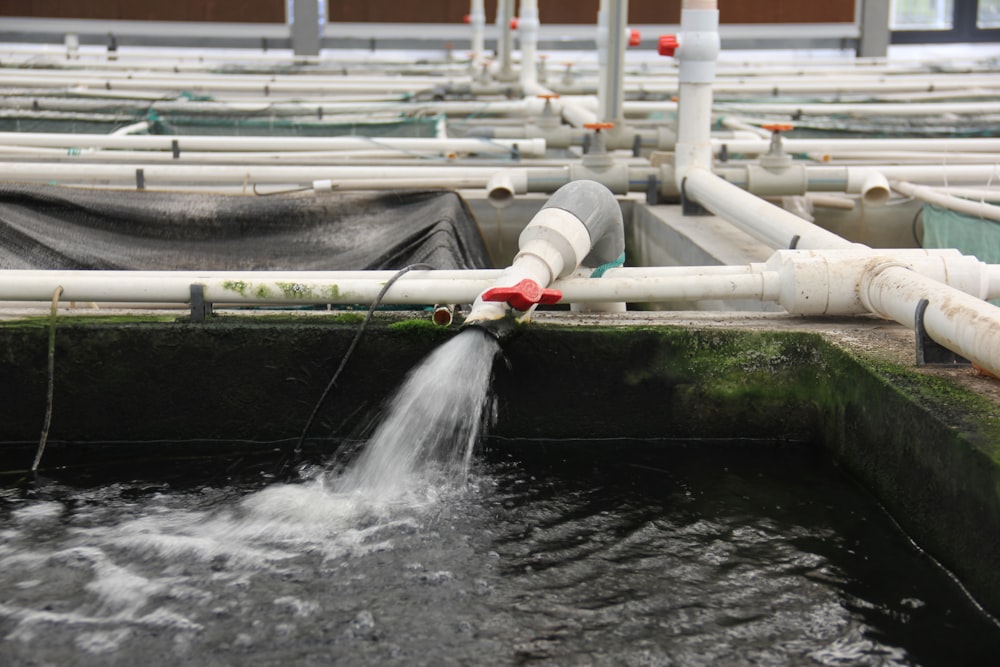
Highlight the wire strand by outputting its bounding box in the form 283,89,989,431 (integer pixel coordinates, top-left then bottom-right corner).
31,285,63,472
295,263,436,452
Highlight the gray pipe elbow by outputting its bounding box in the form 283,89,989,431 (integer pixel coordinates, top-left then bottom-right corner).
540,180,624,268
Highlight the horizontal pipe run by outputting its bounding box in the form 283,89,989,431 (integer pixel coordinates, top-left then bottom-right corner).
0,163,515,186
714,137,1000,156
863,265,1000,377
0,132,545,157
716,100,1000,117
0,268,778,307
890,180,1000,223
0,148,527,165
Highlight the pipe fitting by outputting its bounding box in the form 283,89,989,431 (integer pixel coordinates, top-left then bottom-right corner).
859,170,891,207
464,180,623,326
486,169,528,208
675,8,721,84
745,163,809,197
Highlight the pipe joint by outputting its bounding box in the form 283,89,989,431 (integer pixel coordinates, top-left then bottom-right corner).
487,169,528,208
465,180,623,326
847,169,891,208
676,9,720,84
859,258,914,319
745,164,809,197
568,162,631,195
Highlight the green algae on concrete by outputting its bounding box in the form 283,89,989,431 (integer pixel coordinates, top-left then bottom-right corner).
810,346,1000,622
494,325,828,442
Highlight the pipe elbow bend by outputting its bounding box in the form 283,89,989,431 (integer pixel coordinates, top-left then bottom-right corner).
538,179,625,270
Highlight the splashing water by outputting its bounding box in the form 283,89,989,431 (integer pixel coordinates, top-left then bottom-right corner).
330,328,501,500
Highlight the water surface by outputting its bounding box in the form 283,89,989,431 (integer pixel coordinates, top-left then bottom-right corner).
1,440,998,666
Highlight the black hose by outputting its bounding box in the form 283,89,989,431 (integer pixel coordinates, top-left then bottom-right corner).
295,263,435,452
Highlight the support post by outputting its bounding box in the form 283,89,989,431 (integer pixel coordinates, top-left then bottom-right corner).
292,0,321,58
858,0,890,58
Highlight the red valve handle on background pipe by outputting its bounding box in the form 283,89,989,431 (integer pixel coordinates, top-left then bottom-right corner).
481,278,562,312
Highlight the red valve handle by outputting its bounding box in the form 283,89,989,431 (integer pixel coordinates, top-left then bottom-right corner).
481,279,562,311
510,17,519,30
658,34,679,57
628,29,641,48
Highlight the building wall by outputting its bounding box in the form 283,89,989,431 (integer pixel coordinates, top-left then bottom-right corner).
0,1,855,24
0,0,285,22
330,1,855,24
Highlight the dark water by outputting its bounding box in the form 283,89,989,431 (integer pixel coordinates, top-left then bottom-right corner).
3,329,1000,665
2,440,999,667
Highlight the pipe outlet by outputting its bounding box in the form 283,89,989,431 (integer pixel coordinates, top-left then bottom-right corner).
487,169,528,208
464,180,623,331
847,169,891,207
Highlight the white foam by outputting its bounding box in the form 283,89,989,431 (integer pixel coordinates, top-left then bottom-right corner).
11,500,63,522
75,628,132,654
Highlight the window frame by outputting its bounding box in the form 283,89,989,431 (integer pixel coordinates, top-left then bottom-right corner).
890,0,1000,43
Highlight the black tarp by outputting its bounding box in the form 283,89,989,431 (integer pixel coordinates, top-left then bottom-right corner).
0,185,493,271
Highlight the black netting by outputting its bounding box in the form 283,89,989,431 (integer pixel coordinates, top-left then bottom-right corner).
0,184,493,271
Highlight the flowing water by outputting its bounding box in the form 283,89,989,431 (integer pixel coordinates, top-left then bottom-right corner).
2,330,1000,666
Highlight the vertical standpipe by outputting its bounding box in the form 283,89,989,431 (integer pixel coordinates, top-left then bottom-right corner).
464,180,625,330
597,0,629,124
672,1,720,186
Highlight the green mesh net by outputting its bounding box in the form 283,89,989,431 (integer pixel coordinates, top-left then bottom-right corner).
921,202,1000,264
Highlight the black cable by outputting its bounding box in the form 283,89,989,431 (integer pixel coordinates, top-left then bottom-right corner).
911,205,924,247
295,263,435,452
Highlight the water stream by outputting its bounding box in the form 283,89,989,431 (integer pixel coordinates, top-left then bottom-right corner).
2,330,1000,665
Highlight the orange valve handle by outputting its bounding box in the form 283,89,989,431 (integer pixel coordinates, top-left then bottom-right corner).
537,93,560,100
481,279,562,312
762,123,794,133
583,122,615,131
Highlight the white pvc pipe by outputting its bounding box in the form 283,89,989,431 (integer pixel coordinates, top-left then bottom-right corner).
597,0,628,124
714,137,1000,156
0,163,514,186
683,167,859,250
495,0,516,82
0,132,546,157
716,100,1000,117
2,254,994,305
0,268,776,306
891,180,1000,223
109,121,151,136
469,0,486,58
863,265,1000,376
673,0,720,189
0,147,531,164
519,0,540,88
806,151,1000,165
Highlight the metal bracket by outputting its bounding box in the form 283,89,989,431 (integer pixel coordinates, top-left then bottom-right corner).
914,298,969,366
680,177,711,216
190,284,213,322
645,174,660,205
